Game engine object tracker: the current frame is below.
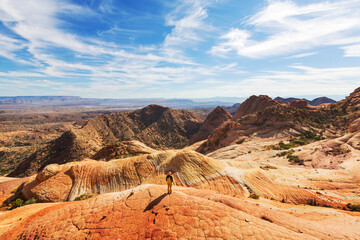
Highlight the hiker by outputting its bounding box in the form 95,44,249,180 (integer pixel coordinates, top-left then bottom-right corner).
166,171,173,194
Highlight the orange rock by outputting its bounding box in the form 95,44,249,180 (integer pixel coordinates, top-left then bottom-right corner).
349,118,360,132
1,185,359,240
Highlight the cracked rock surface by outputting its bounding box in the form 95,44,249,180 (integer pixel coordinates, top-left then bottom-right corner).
1,184,359,240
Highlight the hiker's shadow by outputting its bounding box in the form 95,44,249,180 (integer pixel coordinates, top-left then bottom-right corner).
143,193,168,212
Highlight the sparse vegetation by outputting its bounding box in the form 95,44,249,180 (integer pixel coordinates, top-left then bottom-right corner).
260,165,277,170
249,193,259,199
4,197,38,210
346,203,360,212
275,150,303,165
272,130,325,150
306,198,319,206
326,147,350,156
74,193,94,201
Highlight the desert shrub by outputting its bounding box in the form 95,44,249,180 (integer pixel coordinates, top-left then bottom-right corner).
9,198,24,210
11,188,19,194
273,131,324,151
249,193,259,200
347,203,360,212
327,147,350,156
306,198,319,206
24,197,37,205
75,194,94,201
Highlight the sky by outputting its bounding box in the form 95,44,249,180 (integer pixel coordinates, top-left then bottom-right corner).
0,0,359,100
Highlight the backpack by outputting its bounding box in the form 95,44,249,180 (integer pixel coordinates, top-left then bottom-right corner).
166,175,173,184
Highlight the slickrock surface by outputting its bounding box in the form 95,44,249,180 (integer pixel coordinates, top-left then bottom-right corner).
233,95,279,120
189,106,232,145
0,177,28,204
1,185,360,240
16,144,360,209
21,150,247,202
296,132,360,169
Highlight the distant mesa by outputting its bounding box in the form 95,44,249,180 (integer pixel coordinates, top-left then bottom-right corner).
274,96,336,106
0,96,83,104
309,97,336,106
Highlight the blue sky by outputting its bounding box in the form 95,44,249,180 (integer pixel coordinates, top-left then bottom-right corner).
0,0,359,99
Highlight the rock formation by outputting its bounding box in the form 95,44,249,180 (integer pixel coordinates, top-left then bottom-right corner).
20,150,247,202
92,140,156,161
233,95,279,120
1,185,359,240
349,118,360,132
189,106,232,145
289,100,316,110
9,105,203,177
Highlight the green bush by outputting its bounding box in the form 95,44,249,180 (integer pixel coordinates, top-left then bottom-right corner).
10,198,24,210
74,194,94,201
249,193,259,200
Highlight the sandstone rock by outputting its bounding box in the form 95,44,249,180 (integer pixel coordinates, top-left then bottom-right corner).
233,95,279,120
189,106,232,145
20,150,247,202
289,100,316,110
92,140,157,161
35,164,62,182
349,118,360,132
1,185,360,240
0,177,28,204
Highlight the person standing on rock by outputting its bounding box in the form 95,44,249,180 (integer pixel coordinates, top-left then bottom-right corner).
166,171,173,194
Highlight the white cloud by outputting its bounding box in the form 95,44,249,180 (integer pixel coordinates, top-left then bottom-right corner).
164,0,215,47
285,52,317,59
211,0,360,58
342,44,360,57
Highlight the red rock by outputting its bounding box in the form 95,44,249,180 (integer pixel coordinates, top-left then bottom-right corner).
289,100,316,110
189,106,232,145
349,118,360,132
233,95,279,120
1,185,359,240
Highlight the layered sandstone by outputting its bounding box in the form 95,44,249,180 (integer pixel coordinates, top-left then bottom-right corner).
20,150,247,202
1,185,359,240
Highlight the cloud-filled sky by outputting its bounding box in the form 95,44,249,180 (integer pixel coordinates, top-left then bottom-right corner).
0,0,359,99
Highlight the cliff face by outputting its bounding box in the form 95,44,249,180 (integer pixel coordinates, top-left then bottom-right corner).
189,106,232,145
